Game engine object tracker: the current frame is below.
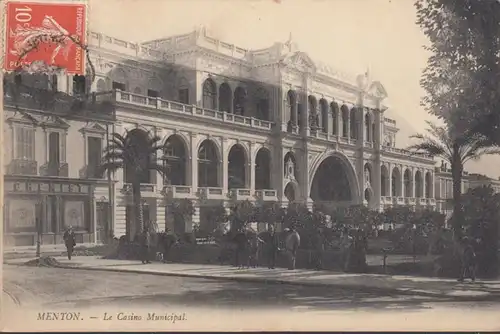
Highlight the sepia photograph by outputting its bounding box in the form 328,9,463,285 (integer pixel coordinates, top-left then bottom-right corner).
2,0,500,331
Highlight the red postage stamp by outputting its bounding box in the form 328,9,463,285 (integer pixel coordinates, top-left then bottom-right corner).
3,1,87,74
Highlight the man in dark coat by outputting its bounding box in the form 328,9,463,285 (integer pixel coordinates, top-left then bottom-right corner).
458,236,477,282
63,226,76,260
262,225,280,269
141,228,152,264
160,233,179,263
313,228,325,270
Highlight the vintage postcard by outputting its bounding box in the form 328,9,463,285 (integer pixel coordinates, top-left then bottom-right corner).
2,0,500,331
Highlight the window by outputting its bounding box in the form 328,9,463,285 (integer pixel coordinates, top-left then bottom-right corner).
48,132,60,172
15,127,35,160
178,88,189,104
147,89,159,98
112,81,126,91
73,75,86,95
51,75,58,91
87,136,102,178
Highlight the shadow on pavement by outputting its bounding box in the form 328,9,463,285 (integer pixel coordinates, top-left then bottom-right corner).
44,277,500,312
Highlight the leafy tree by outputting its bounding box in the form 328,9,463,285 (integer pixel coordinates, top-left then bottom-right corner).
253,202,283,229
229,200,255,232
171,199,195,236
199,203,227,238
100,131,168,239
415,0,500,143
461,185,500,277
407,121,500,234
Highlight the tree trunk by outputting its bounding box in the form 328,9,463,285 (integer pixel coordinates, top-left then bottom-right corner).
132,182,144,239
451,143,463,238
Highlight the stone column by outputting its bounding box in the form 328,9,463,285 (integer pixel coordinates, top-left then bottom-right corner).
57,74,68,93
373,160,382,209
190,134,198,192
400,167,405,198
336,108,342,137
346,109,351,139
222,138,229,192
422,170,427,198
249,142,256,191
411,168,416,197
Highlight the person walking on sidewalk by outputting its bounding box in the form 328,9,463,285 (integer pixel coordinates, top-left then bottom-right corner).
458,236,477,282
140,228,152,264
63,226,76,260
262,225,280,269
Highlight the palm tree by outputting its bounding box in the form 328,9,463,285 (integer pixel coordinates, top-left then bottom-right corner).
100,130,169,240
407,121,500,235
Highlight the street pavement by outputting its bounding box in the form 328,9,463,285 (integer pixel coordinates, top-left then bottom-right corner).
3,265,500,331
5,255,500,300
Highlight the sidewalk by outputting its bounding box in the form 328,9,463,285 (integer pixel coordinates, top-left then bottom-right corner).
5,256,500,300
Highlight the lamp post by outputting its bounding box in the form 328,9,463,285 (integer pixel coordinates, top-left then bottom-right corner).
35,198,42,258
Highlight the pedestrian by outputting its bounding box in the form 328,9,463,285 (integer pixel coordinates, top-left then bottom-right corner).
458,236,477,282
340,228,353,271
310,228,324,270
263,224,280,269
141,227,152,264
63,226,76,260
284,226,300,270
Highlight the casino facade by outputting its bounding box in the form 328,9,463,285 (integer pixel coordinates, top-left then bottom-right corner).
3,27,438,246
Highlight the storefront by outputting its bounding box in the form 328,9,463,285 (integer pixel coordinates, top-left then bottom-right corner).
3,175,109,247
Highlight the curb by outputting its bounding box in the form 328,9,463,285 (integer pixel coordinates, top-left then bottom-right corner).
6,262,497,301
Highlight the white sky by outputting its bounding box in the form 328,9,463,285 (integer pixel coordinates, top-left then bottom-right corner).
89,0,500,178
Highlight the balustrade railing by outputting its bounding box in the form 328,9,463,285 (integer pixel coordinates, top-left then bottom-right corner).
116,90,273,131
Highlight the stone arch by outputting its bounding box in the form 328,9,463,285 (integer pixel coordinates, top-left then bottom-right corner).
341,104,349,138
415,170,423,198
147,77,163,97
202,78,217,110
133,87,142,94
350,107,358,140
255,147,272,189
233,86,247,116
308,95,318,128
404,168,413,197
283,151,298,181
124,128,152,184
255,87,270,121
309,151,360,203
364,162,373,185
425,171,433,198
319,98,329,133
177,77,191,104
227,143,248,189
96,78,106,92
287,90,297,132
109,67,128,90
391,166,402,197
364,187,374,206
218,82,232,113
330,102,339,135
197,139,221,187
284,180,299,202
163,134,189,186
364,111,373,142
381,165,389,196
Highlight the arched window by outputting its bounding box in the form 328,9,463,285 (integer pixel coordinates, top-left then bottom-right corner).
202,78,217,110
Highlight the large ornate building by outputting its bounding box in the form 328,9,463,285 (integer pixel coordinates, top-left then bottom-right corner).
3,27,439,245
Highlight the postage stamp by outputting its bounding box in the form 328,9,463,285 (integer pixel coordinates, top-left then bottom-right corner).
3,1,87,74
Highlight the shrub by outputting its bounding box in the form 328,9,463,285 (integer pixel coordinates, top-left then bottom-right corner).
462,185,500,278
